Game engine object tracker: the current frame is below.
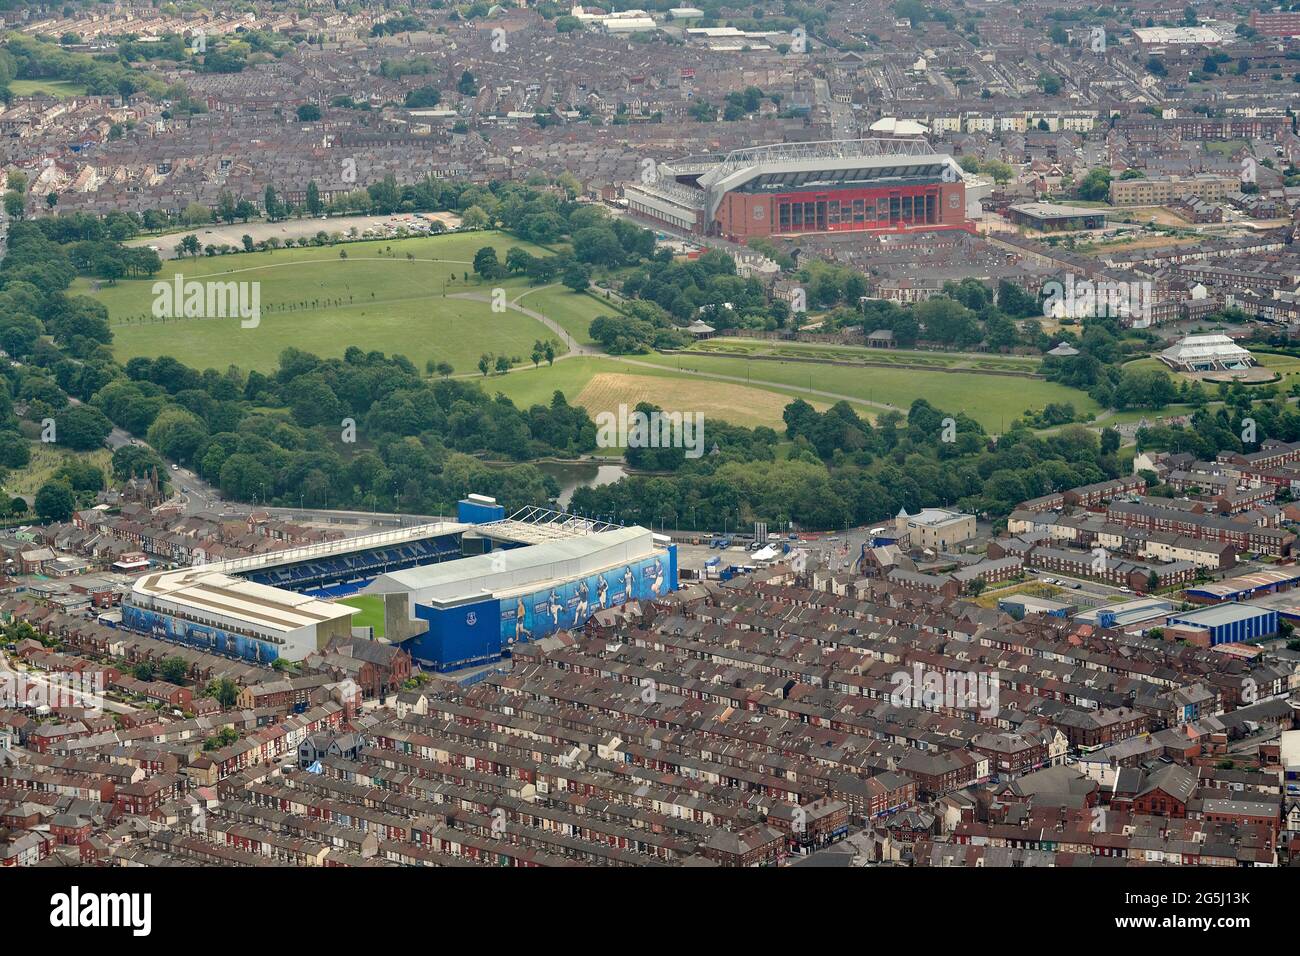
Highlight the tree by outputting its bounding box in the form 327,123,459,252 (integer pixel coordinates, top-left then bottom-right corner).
404,86,441,108
457,70,478,96
478,353,492,376
34,481,75,522
562,263,590,292
296,103,321,121
472,246,502,279
305,181,322,216
160,656,189,684
1078,168,1112,202
46,191,59,210
216,190,237,224
264,184,282,222
56,405,113,451
205,677,239,707
460,205,490,229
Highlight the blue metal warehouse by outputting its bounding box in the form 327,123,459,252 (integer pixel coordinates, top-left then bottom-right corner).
1165,603,1277,646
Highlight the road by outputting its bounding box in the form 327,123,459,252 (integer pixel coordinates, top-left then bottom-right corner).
107,428,444,527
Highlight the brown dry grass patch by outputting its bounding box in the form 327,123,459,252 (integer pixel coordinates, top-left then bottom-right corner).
575,372,820,430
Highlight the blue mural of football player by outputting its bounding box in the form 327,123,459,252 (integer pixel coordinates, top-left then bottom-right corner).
574,578,590,626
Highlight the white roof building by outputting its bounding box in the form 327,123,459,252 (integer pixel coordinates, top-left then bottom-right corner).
869,117,930,137
1159,334,1255,371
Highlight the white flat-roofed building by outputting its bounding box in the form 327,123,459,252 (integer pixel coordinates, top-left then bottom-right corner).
1133,26,1224,46
602,16,656,31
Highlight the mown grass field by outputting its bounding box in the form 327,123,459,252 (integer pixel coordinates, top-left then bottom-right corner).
574,372,823,430
484,349,1086,432
485,356,834,427
515,286,611,348
655,351,1100,431
9,79,87,97
336,595,385,637
692,337,1043,373
81,232,603,374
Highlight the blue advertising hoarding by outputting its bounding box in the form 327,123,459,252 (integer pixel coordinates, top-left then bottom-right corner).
404,546,678,672
121,604,282,664
497,551,672,647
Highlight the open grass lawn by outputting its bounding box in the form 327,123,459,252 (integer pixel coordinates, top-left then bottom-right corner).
515,286,611,347
574,372,823,430
484,349,1072,432
82,232,605,374
654,351,1099,431
693,337,1042,373
485,356,830,429
336,595,385,637
9,79,87,97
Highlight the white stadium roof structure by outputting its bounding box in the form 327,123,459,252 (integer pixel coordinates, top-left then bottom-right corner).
365,525,659,609
466,505,623,546
131,568,355,638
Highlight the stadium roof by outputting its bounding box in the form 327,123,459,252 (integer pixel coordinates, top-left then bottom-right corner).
470,506,623,546
132,568,355,635
214,520,468,576
663,138,960,221
366,526,659,607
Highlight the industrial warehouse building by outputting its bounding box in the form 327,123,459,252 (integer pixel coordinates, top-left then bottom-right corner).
1164,603,1277,647
1006,202,1108,232
623,137,969,242
122,496,677,671
1185,567,1300,604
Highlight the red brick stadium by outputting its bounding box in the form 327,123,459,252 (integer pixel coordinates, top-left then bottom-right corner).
623,138,971,242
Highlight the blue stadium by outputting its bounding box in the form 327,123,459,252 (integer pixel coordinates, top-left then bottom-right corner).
124,495,678,672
